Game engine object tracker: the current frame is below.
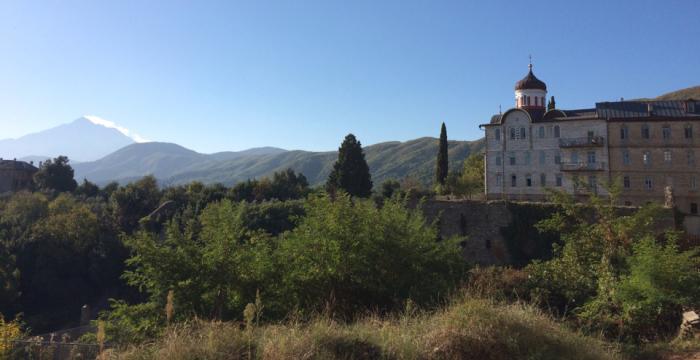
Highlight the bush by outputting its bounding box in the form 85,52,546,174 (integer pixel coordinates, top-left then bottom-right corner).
278,192,466,317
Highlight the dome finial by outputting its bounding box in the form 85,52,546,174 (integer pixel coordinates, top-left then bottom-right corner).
528,54,533,71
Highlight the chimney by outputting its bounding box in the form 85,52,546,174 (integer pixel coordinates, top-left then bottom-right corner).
647,103,654,115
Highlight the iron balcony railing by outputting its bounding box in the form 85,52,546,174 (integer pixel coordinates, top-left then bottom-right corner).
560,161,606,171
559,136,605,148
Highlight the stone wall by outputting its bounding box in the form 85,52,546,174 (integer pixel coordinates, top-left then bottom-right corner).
421,199,677,266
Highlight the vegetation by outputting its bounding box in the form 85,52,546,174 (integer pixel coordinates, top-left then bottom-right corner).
435,123,448,187
33,155,78,193
2,151,700,359
326,134,373,197
112,297,617,360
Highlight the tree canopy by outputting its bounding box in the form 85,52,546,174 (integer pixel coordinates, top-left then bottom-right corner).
326,134,373,197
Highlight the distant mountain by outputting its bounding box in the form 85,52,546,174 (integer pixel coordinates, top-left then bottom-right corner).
0,117,136,162
74,138,484,187
655,86,700,101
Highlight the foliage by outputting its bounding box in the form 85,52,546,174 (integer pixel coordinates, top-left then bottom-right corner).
33,156,77,193
75,178,100,198
435,122,448,186
500,202,559,267
227,168,309,202
325,134,373,197
0,315,22,356
110,176,162,234
459,151,484,198
547,95,556,111
278,192,465,316
526,188,699,342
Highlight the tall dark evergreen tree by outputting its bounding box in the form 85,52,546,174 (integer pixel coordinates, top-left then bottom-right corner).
435,122,448,185
326,134,373,197
547,96,556,111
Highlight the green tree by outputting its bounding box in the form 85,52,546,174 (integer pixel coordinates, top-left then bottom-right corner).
279,192,465,316
460,152,485,199
75,179,100,198
436,122,448,186
33,156,78,193
547,96,556,111
326,134,373,197
110,176,162,233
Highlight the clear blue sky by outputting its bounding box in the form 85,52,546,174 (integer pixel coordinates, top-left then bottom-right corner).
1,0,698,153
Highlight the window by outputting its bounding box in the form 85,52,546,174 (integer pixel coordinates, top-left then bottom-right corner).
620,126,629,140
527,96,530,106
555,174,563,187
691,176,698,190
535,97,538,106
571,151,579,164
643,151,651,166
510,127,516,140
494,128,501,141
540,173,546,187
526,174,532,187
641,124,650,139
685,125,693,139
587,151,596,164
623,176,631,189
495,155,502,166
692,203,698,215
664,150,672,163
587,131,595,141
644,176,653,191
509,153,516,165
539,151,545,165
520,127,526,139
554,152,561,165
538,126,545,138
622,150,631,165
662,125,671,140
511,174,517,187
547,126,553,137
554,125,560,138
688,151,696,166
496,174,502,186
524,151,531,165
588,176,597,193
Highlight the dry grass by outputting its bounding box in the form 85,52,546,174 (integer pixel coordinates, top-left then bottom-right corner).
112,297,620,360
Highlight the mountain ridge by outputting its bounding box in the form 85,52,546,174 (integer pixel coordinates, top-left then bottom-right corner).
74,137,484,187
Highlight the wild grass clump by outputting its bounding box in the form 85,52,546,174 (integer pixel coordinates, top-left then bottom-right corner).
114,297,619,360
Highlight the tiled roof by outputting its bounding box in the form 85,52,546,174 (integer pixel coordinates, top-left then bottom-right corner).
514,69,547,91
595,100,700,119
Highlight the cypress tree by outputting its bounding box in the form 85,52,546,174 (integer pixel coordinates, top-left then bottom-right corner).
547,96,556,111
326,134,373,197
436,122,448,185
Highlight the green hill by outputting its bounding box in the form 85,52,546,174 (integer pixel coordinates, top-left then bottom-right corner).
655,85,700,100
74,137,484,187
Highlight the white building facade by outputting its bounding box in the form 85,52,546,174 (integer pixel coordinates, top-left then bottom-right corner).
481,65,609,201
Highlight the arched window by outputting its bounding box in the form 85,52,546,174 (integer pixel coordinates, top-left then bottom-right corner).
510,127,516,140
494,128,501,141
538,126,545,138
554,125,560,138
520,127,526,139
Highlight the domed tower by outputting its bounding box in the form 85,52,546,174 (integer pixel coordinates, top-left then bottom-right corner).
514,62,547,111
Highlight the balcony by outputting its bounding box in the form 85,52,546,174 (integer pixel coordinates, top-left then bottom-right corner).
559,136,605,148
560,161,606,172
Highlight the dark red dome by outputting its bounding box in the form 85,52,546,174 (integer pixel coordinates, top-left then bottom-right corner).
515,68,547,91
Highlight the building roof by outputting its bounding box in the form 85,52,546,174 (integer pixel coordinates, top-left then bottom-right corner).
0,159,38,171
595,100,700,119
514,66,547,91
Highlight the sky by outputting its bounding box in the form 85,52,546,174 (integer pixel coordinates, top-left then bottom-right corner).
0,0,698,153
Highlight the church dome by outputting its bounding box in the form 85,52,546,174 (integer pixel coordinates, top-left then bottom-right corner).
514,64,547,91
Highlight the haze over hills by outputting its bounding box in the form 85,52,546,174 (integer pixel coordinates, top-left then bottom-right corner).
73,138,484,187
0,116,138,162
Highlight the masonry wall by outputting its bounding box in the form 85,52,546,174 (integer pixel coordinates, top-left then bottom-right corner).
421,199,677,266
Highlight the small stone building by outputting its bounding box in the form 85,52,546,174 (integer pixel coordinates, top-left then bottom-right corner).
0,159,38,193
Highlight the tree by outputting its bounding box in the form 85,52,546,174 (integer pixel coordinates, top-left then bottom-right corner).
460,152,485,199
326,134,373,197
110,176,162,233
75,179,100,198
279,192,465,316
436,123,448,186
547,96,556,111
33,156,77,193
